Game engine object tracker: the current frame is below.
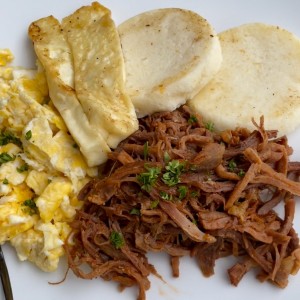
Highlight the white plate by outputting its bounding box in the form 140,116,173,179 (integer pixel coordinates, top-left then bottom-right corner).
1,1,300,300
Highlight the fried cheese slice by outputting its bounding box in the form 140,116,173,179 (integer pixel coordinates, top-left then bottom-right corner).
28,16,110,167
188,23,300,136
62,2,138,149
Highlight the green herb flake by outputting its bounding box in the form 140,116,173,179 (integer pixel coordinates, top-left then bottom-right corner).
160,191,172,201
205,121,215,131
130,208,140,216
72,143,79,149
178,185,188,200
228,159,237,172
2,178,9,185
0,152,15,165
192,219,197,225
143,141,149,159
162,160,185,187
17,163,29,173
22,199,38,215
188,115,198,125
190,190,200,198
150,199,159,209
110,231,125,249
238,170,245,177
166,160,185,174
25,130,32,140
0,131,22,147
137,165,161,192
163,151,170,163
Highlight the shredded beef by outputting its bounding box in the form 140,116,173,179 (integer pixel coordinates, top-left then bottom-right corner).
65,106,300,300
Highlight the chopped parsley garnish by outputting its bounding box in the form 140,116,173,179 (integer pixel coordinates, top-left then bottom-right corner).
129,208,140,216
0,131,22,147
17,163,29,173
0,152,15,165
22,199,38,215
137,165,161,192
143,141,149,159
23,199,36,209
163,151,170,163
110,231,125,249
2,178,9,185
162,160,185,187
238,170,245,177
205,121,215,131
25,130,32,140
188,115,198,125
160,191,172,201
190,190,200,198
228,159,245,177
228,159,237,172
150,199,159,209
178,185,188,200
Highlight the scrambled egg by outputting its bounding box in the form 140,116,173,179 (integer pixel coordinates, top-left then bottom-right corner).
0,49,97,272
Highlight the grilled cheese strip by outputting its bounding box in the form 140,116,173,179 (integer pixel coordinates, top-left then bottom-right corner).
28,16,110,167
62,2,138,149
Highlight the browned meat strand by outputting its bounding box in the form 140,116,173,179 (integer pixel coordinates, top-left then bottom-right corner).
65,106,300,300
